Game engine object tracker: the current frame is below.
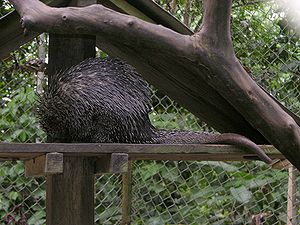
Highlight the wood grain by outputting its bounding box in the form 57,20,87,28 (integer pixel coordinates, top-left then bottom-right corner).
0,143,284,161
25,153,63,177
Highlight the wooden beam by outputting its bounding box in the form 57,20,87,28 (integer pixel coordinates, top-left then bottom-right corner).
0,143,279,154
95,153,128,174
272,159,290,170
25,153,63,177
0,143,284,161
47,33,95,83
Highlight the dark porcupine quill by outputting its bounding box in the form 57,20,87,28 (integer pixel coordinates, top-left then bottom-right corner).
38,57,272,164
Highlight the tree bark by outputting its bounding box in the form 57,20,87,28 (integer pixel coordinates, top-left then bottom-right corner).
8,0,300,169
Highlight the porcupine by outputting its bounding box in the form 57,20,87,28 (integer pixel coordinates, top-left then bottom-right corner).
38,57,272,164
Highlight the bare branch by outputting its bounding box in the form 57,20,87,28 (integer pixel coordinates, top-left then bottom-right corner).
8,0,191,57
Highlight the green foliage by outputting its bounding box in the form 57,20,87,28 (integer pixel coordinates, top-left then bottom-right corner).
0,36,46,224
0,0,13,17
0,162,45,225
231,3,300,115
0,87,45,142
95,175,122,224
150,110,203,131
131,160,289,224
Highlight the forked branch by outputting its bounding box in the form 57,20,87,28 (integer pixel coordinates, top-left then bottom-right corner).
198,0,233,53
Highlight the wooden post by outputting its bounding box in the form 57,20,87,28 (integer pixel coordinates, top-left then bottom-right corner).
47,33,95,83
121,161,132,225
47,157,95,225
47,0,96,82
46,1,96,224
287,164,298,225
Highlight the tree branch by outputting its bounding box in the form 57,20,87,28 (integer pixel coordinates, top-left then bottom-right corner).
9,0,190,57
206,56,300,161
196,0,234,54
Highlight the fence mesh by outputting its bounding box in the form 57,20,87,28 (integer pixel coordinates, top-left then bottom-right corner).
0,0,300,224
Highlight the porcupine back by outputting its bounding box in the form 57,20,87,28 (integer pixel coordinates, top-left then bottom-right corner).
38,57,156,143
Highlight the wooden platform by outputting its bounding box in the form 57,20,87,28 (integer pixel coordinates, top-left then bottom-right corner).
0,143,286,225
0,143,284,161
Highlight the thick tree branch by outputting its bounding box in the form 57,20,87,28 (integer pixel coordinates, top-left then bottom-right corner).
197,0,234,54
9,0,190,58
205,55,300,160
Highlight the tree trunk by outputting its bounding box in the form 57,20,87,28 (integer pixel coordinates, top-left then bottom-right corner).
8,0,300,169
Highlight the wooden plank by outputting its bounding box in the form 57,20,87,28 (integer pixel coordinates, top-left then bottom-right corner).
0,143,284,161
272,159,290,170
129,153,283,161
46,157,95,225
25,153,63,177
0,143,279,153
95,153,128,174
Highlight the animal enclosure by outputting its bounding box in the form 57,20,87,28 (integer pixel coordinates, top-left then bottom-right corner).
0,0,300,224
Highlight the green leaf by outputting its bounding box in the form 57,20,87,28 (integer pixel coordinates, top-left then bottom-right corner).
230,186,252,204
160,167,182,183
19,130,27,142
14,163,24,175
0,197,11,212
247,178,273,189
96,206,119,222
27,210,46,225
145,217,165,225
140,162,161,181
149,183,165,194
8,191,19,200
11,129,23,140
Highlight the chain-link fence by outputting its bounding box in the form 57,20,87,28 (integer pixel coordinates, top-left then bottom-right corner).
1,0,300,224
